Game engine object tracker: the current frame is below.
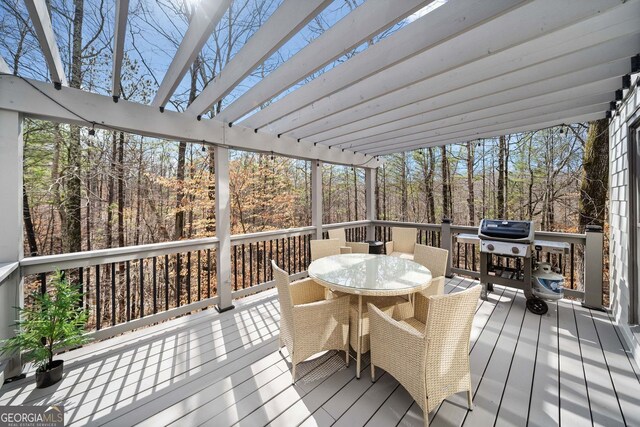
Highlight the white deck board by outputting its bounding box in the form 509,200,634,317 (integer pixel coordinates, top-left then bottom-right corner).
1,277,639,427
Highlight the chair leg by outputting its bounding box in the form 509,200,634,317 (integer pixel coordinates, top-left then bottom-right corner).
345,348,350,367
423,410,429,427
467,389,473,410
371,363,376,382
291,362,297,385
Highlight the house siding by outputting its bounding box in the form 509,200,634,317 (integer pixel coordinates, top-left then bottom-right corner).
609,74,640,365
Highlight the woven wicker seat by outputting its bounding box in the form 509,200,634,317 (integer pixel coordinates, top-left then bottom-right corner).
385,227,418,259
368,286,481,427
328,228,370,254
272,260,350,384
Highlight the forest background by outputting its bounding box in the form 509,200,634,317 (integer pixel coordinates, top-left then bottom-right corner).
0,0,609,259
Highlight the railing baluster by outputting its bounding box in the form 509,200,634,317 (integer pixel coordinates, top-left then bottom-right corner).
197,250,201,301
176,253,181,307
126,260,131,321
78,267,84,309
111,263,116,326
164,255,169,310
263,241,267,284
207,249,211,299
139,259,144,318
153,257,157,314
95,265,101,331
187,251,191,304
233,245,238,291
570,243,575,289
40,272,46,295
249,243,253,287
241,243,246,289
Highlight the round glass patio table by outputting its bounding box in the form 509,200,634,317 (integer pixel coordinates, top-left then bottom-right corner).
308,253,432,378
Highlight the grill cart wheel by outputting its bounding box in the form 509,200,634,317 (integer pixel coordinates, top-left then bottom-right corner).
526,297,548,315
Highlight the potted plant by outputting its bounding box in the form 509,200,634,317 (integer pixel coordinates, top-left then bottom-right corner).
1,270,89,388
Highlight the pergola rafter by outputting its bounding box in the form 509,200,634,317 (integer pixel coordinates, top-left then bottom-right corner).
111,0,129,100
151,0,232,109
185,0,334,118
23,0,68,87
293,9,640,142
215,0,433,124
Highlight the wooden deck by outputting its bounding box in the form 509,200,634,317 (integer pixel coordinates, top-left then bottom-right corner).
1,277,639,427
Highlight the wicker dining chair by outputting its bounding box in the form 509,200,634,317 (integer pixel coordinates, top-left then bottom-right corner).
385,227,418,259
272,260,350,384
413,243,449,295
368,286,482,427
328,228,370,254
310,238,351,261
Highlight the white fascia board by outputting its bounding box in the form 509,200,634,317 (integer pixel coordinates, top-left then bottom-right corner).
151,0,231,108
368,111,605,155
0,56,9,74
295,7,640,140
24,0,68,86
351,93,611,153
216,0,433,124
239,0,526,130
0,75,378,167
185,0,333,117
257,0,628,135
366,105,606,155
323,50,634,147
342,77,620,150
111,0,130,99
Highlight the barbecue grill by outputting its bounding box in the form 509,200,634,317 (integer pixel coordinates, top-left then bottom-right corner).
458,219,568,315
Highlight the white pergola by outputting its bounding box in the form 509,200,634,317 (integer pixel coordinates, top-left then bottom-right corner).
0,0,638,312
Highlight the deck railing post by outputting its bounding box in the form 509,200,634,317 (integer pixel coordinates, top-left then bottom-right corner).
365,168,376,240
0,110,24,381
214,146,234,313
441,218,454,278
311,160,323,239
582,225,604,310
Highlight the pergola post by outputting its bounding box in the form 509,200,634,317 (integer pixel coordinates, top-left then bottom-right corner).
582,224,604,310
441,218,454,278
365,168,376,240
311,160,323,239
0,110,24,380
214,146,234,312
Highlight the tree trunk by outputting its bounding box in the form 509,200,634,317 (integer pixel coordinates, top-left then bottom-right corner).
441,146,451,220
466,142,475,225
23,186,39,256
427,148,436,223
106,132,116,248
118,132,125,247
400,153,408,222
497,135,506,219
579,119,609,230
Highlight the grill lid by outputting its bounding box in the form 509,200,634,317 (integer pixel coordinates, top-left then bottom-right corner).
479,219,534,241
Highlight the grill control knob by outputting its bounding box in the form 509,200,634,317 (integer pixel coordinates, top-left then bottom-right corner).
512,246,520,254
487,244,494,251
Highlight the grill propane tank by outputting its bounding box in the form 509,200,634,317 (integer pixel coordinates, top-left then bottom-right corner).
531,262,564,301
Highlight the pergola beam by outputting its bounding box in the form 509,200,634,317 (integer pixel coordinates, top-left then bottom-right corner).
24,0,67,87
325,54,631,148
185,0,333,118
295,8,640,141
216,0,433,124
240,0,525,130
111,0,129,100
263,0,630,137
0,75,378,167
151,0,231,109
367,107,605,156
351,93,610,153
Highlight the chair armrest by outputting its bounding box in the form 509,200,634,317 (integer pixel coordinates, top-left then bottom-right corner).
293,295,350,325
368,303,425,369
290,278,326,305
340,246,353,254
347,242,370,254
385,241,394,254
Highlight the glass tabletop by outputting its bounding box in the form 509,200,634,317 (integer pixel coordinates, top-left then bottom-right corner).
308,254,432,296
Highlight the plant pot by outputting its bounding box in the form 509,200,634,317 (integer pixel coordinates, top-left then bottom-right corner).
35,360,64,388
